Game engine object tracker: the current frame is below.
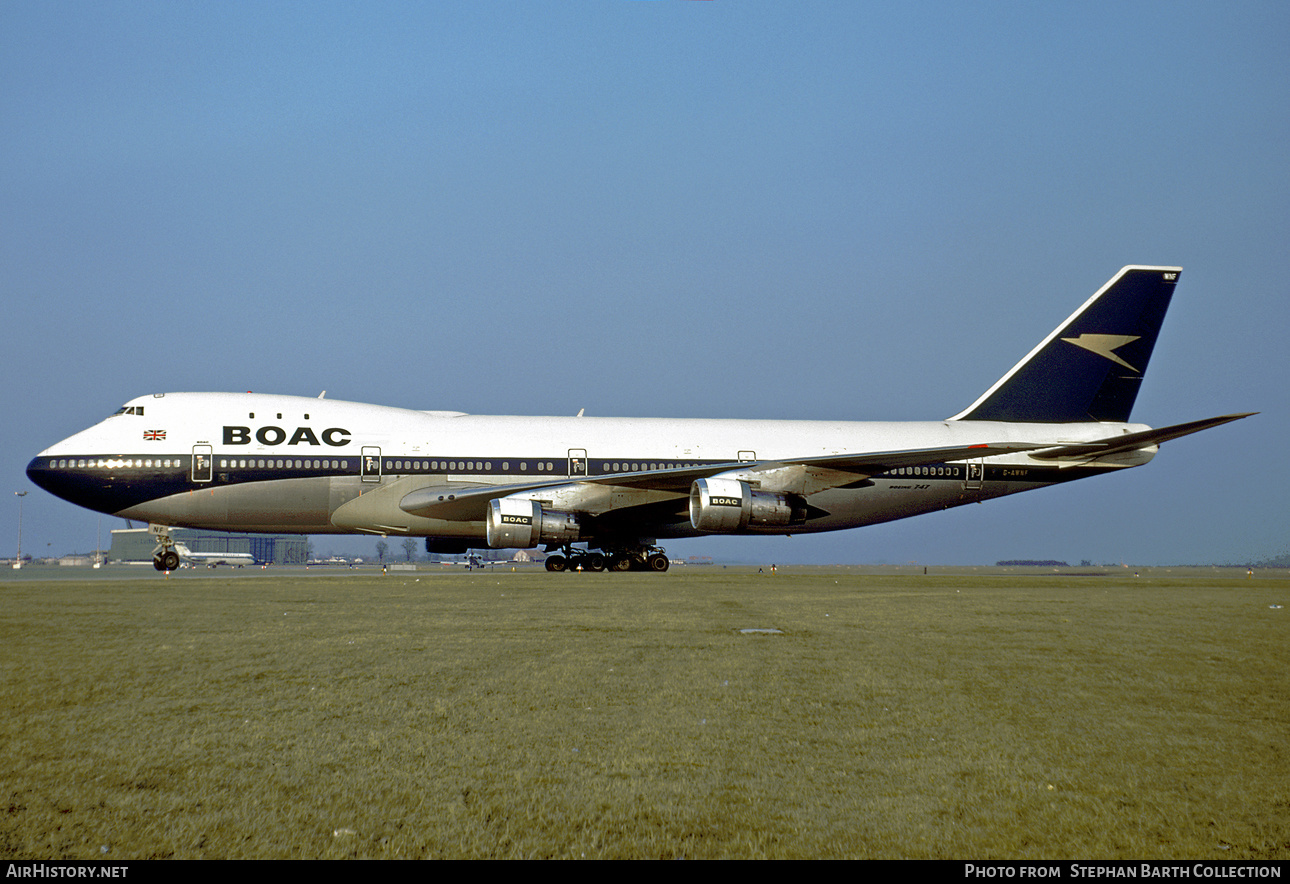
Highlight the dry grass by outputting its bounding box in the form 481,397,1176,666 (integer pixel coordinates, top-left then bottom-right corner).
1,568,1287,859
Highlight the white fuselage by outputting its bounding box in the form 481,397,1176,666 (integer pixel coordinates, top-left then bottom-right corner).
27,392,1151,545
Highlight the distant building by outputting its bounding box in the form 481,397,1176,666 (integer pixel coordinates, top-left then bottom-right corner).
995,560,1070,567
109,528,308,565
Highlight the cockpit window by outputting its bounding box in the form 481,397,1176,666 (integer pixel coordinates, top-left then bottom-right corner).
110,406,145,417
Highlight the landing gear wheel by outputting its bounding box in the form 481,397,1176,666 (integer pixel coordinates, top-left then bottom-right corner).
584,553,606,572
153,557,165,572
160,550,180,571
609,555,633,572
646,553,670,572
545,555,567,572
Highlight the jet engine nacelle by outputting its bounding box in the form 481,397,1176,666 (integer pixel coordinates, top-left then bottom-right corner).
689,477,806,533
486,497,583,549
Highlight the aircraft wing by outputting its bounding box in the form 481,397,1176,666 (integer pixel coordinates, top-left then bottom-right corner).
398,441,1045,522
398,470,734,522
1028,413,1255,460
763,441,1044,474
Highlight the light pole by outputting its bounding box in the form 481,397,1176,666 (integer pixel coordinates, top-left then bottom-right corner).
14,491,27,570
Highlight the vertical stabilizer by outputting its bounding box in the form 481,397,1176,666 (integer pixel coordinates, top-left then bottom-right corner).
950,266,1181,423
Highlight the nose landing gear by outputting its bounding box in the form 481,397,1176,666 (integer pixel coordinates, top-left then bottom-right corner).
150,525,180,571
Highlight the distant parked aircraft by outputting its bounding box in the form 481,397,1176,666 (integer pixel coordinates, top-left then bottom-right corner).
172,543,255,569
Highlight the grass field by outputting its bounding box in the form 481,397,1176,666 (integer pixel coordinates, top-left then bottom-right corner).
1,567,1286,859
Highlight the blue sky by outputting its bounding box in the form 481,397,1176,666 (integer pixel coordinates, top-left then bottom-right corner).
3,1,1286,565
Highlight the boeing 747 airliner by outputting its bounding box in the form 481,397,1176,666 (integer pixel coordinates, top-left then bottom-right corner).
27,266,1251,572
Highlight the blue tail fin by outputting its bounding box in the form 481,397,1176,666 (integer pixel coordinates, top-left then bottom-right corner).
951,266,1181,423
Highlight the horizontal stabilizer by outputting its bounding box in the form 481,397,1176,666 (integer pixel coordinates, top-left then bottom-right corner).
1029,413,1256,460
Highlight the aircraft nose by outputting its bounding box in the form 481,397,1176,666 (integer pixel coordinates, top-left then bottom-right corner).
26,456,55,495
25,454,118,515
26,451,183,517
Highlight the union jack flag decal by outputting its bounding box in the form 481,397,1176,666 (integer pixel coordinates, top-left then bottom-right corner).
143,430,166,440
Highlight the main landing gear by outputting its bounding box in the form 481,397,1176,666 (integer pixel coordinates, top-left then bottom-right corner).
544,544,670,573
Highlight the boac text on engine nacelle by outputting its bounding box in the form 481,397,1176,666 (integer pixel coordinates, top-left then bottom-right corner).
688,477,807,533
486,497,584,549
